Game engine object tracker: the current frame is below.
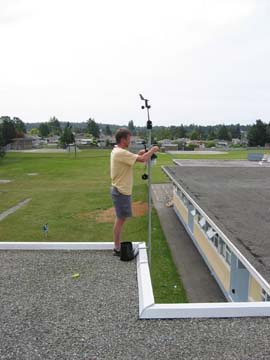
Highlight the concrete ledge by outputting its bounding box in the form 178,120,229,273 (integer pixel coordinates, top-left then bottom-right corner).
1,242,270,319
136,243,155,317
141,302,270,319
0,242,114,250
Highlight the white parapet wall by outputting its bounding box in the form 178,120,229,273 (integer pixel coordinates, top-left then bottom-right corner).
1,241,270,319
0,242,114,250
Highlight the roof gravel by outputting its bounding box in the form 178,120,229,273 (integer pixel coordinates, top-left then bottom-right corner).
1,250,270,359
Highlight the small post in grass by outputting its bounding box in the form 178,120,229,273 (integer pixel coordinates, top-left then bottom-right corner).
42,223,48,238
139,94,153,268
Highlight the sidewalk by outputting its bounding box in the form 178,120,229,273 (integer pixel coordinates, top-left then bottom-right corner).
152,183,225,303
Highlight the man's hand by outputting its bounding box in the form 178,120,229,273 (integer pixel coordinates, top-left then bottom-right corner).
151,146,159,154
136,146,159,163
138,149,147,155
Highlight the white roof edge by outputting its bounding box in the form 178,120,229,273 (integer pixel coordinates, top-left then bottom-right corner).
2,241,270,318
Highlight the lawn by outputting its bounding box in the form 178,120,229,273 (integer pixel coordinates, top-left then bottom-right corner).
0,148,268,303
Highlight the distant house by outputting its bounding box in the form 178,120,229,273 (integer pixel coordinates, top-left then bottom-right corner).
30,136,48,147
158,139,178,152
159,139,173,146
232,138,241,145
216,141,229,147
76,138,93,145
97,135,116,147
47,135,60,145
130,136,145,145
10,137,33,150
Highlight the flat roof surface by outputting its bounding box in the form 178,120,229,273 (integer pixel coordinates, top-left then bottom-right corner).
173,159,270,168
164,164,270,281
1,250,270,359
168,150,228,155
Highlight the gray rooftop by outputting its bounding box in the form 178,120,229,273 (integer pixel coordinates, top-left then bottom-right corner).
1,250,270,359
164,164,270,281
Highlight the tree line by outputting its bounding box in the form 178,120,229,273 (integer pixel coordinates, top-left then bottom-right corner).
1,116,270,158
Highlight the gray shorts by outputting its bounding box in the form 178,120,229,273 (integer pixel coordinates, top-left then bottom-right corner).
111,186,132,219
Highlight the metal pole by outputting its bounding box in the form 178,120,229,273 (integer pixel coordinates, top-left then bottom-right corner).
147,107,152,268
139,94,152,268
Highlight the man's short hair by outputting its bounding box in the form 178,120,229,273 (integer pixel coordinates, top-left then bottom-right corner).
115,128,131,144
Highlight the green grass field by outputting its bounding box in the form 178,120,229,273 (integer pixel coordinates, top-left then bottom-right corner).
0,148,268,303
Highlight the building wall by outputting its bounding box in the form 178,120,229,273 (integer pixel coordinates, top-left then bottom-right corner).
173,192,188,224
249,276,262,301
193,222,230,292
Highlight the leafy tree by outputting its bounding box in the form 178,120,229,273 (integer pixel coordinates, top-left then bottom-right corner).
247,119,266,146
152,126,170,140
177,124,187,138
48,116,62,135
197,126,207,140
217,125,231,141
190,130,200,140
29,128,40,136
105,125,112,136
0,116,16,145
128,120,135,134
13,117,26,133
207,127,216,140
0,128,5,157
87,118,100,138
265,123,270,144
38,123,50,137
229,123,241,139
59,122,75,147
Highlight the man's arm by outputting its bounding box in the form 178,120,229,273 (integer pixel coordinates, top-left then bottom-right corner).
136,146,159,163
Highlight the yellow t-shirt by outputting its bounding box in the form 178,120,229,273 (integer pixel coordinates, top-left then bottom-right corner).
110,146,138,195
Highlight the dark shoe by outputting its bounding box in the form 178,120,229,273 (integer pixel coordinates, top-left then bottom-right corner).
113,248,120,257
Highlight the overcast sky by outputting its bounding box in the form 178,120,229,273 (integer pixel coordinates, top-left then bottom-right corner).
1,0,270,126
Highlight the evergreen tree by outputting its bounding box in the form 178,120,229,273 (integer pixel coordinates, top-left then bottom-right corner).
230,123,241,139
247,119,266,146
87,118,100,138
217,125,231,141
105,125,112,136
207,127,216,140
0,116,16,145
60,123,75,147
48,116,62,135
128,120,135,133
38,123,50,137
265,123,270,144
178,124,187,138
0,127,5,157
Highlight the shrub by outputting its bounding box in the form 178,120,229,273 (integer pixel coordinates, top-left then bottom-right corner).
184,143,198,151
204,141,216,148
